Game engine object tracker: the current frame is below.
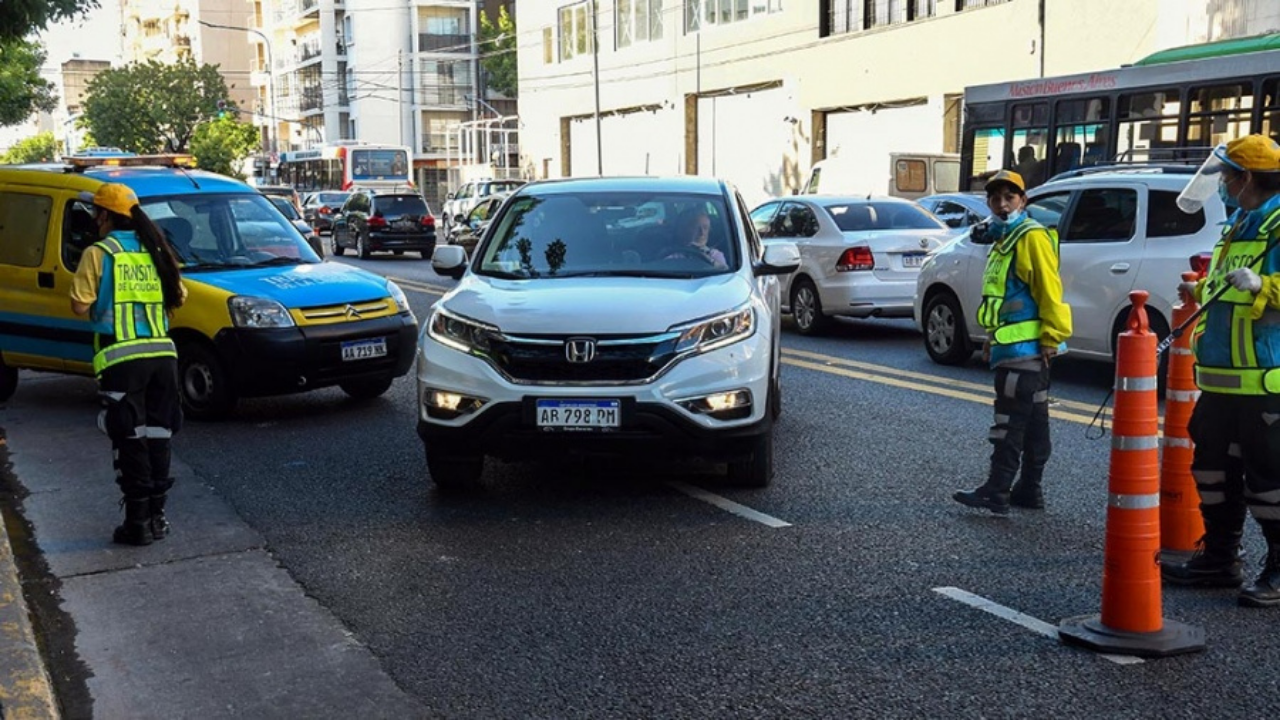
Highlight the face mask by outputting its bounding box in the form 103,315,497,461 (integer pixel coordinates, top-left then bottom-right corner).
1218,180,1240,211
1004,210,1026,227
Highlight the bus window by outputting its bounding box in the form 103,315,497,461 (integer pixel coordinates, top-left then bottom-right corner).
1011,102,1048,188
1055,98,1110,174
968,126,1006,191
1117,89,1180,163
1266,78,1280,145
1187,83,1254,148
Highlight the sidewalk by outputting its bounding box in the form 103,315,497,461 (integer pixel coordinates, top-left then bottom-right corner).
0,373,425,719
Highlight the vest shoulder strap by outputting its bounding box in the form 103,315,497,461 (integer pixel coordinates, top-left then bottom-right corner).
1260,206,1280,237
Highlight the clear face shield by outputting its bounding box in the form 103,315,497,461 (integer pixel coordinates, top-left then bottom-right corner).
1176,144,1240,213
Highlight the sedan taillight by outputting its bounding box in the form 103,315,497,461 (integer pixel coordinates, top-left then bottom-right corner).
319,206,332,215
367,215,387,229
837,246,875,272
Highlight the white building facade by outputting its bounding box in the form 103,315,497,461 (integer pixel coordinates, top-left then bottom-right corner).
516,0,1280,208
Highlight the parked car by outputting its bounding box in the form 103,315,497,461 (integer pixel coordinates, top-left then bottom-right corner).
750,195,953,335
302,191,351,235
331,189,437,259
255,185,303,214
418,176,801,491
914,168,1226,366
445,192,508,256
917,192,990,230
266,194,325,257
441,178,527,229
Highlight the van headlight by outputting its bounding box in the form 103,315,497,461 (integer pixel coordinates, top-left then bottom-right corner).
673,306,754,354
427,308,498,354
387,280,413,316
228,296,295,328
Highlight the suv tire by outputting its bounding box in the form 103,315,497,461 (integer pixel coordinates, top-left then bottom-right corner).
728,429,774,488
791,278,832,336
339,377,393,400
427,450,484,492
0,360,17,402
178,341,237,420
331,234,345,257
923,291,974,365
357,232,371,260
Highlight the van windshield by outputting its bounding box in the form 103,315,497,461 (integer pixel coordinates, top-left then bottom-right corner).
142,193,321,269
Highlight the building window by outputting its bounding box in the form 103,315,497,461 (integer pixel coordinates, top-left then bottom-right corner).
956,0,1009,9
543,27,554,63
823,0,933,35
558,2,591,61
685,0,781,33
616,0,664,49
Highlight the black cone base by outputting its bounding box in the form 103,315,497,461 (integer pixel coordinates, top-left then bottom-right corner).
1059,614,1205,658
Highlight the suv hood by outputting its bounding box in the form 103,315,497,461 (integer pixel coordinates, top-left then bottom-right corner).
189,262,390,306
443,274,753,335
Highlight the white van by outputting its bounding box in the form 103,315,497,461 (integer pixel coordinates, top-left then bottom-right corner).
802,152,961,200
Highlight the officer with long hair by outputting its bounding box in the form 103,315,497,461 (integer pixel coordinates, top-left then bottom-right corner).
70,183,186,546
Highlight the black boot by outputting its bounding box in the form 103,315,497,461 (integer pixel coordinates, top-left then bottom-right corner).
1009,479,1044,510
1163,537,1245,587
112,498,153,547
1239,525,1280,608
953,484,1010,515
149,494,169,540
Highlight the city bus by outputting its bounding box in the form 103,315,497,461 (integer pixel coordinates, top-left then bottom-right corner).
277,142,413,193
960,32,1280,191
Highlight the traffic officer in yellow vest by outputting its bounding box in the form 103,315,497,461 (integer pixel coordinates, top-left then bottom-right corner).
954,169,1072,514
70,183,186,546
1162,135,1280,607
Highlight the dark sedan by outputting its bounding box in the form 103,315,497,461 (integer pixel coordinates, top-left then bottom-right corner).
303,191,351,235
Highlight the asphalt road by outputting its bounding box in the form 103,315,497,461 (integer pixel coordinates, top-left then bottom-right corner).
37,255,1280,716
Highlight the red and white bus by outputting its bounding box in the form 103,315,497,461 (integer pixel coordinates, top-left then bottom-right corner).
277,142,413,192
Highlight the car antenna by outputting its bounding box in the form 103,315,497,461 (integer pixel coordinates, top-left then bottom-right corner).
176,165,201,190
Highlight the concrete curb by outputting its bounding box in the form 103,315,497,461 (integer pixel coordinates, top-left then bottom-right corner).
0,500,59,719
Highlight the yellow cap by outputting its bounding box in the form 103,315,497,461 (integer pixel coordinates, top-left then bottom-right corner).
92,183,140,216
1224,134,1280,172
985,169,1026,194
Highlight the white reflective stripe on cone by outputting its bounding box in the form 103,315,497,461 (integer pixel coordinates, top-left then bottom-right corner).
1108,492,1160,510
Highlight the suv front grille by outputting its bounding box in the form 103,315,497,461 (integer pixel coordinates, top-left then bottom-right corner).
488,333,680,384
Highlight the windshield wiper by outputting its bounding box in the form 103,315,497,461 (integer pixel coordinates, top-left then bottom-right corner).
554,270,697,279
250,256,308,267
179,262,226,271
479,269,528,280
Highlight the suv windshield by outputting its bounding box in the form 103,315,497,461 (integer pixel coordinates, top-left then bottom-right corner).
375,195,429,216
142,193,321,269
267,195,301,220
476,192,737,279
824,201,945,232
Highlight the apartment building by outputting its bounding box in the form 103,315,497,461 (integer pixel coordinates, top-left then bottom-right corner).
517,0,1280,207
120,0,256,113
249,0,514,203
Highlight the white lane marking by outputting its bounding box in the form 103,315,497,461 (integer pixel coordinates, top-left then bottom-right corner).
667,482,792,528
387,276,446,296
932,586,1144,666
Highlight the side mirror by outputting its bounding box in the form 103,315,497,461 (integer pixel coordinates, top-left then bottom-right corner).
755,242,801,276
431,244,468,280
446,192,455,200
944,216,965,229
969,223,994,245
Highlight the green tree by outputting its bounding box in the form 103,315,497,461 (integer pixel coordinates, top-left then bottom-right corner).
81,59,232,154
190,115,260,179
1,0,97,42
478,6,517,98
1,131,61,163
0,39,58,127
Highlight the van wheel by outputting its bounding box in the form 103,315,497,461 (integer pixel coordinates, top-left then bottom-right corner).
0,361,17,402
357,233,371,259
923,291,974,366
339,377,393,400
427,449,484,492
331,234,345,257
727,429,774,488
790,279,832,336
178,342,237,420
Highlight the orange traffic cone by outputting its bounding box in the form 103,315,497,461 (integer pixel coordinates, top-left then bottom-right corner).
1160,272,1205,563
1060,291,1205,658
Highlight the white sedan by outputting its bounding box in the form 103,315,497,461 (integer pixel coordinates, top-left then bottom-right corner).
750,195,953,335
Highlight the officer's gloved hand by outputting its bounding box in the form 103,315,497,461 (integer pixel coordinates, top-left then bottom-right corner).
1177,281,1198,305
1226,268,1263,294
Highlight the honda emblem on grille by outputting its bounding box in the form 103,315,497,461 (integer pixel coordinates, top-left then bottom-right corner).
565,337,597,364
344,304,362,320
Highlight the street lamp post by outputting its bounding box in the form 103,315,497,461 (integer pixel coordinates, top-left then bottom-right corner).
198,19,277,173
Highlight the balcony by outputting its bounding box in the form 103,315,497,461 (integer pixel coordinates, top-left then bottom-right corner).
420,133,454,155
300,87,324,113
418,33,470,53
418,85,470,108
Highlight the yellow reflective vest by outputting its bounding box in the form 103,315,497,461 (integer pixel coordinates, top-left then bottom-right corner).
89,232,176,375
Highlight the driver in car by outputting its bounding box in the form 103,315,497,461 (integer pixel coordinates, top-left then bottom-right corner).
666,208,726,268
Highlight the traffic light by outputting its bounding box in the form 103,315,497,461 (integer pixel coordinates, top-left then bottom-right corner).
216,99,230,119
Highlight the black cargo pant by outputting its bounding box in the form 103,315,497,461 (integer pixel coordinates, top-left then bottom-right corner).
1189,391,1280,541
97,356,183,500
987,362,1052,492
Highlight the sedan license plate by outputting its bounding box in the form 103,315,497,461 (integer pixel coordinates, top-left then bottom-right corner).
341,337,387,361
903,253,927,268
536,399,620,430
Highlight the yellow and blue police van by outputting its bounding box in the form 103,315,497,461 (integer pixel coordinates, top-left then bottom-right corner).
0,154,417,419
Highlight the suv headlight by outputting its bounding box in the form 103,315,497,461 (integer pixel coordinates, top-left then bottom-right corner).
387,280,413,315
427,307,498,354
673,306,755,354
228,296,295,328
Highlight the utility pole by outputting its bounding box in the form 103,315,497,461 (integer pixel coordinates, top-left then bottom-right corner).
397,49,404,147
590,0,602,175
1038,0,1047,78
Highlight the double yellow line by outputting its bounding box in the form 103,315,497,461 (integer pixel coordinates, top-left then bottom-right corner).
389,276,446,297
781,348,1127,428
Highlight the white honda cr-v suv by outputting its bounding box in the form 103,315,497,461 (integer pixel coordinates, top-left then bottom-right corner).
418,177,801,491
